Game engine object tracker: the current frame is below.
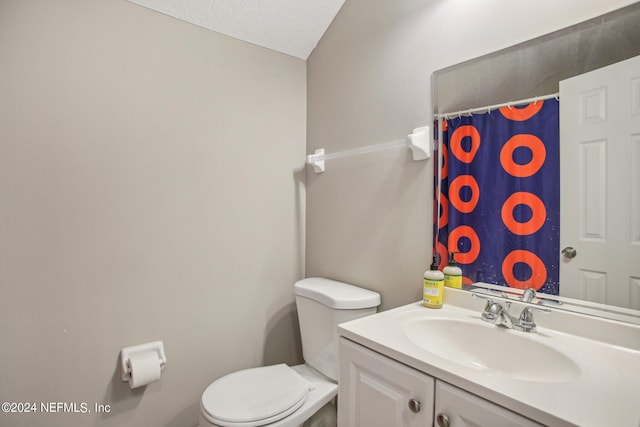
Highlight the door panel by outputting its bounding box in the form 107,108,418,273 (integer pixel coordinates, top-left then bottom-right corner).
338,338,434,427
560,55,640,309
434,381,542,427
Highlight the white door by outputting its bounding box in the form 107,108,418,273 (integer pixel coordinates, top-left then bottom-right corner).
559,55,640,309
338,338,434,427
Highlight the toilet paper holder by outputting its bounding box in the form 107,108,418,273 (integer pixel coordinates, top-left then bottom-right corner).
120,340,167,382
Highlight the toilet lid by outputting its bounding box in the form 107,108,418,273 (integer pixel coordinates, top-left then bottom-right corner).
201,364,310,427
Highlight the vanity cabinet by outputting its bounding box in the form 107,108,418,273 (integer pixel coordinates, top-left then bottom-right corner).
338,337,434,427
435,380,542,427
338,338,543,427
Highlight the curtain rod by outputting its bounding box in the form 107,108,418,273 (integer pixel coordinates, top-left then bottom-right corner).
434,92,559,120
307,126,431,173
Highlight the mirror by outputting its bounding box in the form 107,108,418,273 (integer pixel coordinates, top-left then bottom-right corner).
432,3,640,322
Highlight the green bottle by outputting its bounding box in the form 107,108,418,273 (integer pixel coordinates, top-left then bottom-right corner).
443,252,462,289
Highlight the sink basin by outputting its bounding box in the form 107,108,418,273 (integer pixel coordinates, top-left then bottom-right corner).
402,317,581,383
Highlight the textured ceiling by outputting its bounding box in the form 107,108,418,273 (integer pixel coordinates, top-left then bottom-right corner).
128,0,346,60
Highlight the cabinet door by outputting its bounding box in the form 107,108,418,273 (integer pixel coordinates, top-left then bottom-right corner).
338,338,435,427
434,380,543,427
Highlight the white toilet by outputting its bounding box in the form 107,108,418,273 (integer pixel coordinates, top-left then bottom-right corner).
199,277,381,427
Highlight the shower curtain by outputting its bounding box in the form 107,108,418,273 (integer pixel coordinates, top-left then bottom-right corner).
434,99,560,295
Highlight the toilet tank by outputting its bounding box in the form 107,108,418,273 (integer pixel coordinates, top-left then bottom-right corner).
294,277,380,382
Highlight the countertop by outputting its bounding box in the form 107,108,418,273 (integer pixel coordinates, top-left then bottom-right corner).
338,289,640,427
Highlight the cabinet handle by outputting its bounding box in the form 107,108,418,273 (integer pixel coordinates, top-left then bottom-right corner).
436,413,450,427
408,398,421,413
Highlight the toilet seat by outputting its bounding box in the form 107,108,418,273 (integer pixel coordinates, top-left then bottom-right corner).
200,364,311,427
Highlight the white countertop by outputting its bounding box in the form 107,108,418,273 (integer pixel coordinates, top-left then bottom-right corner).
338,289,640,427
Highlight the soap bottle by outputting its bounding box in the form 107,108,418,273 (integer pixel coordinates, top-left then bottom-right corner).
443,252,462,289
423,255,445,308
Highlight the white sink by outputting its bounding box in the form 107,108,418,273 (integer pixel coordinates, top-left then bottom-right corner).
402,317,581,383
339,291,640,427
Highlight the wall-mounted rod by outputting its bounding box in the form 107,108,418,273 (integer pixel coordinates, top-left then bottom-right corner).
434,93,559,120
307,126,430,173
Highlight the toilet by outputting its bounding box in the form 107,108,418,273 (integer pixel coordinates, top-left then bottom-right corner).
199,277,381,427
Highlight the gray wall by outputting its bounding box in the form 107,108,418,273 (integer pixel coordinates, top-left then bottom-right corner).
306,0,434,310
305,0,637,311
433,3,640,115
1,0,637,426
0,1,306,426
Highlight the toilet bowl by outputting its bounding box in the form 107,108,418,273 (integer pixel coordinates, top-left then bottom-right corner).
199,364,336,427
198,278,380,427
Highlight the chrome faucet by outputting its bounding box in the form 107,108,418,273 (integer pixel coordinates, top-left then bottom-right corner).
472,290,549,333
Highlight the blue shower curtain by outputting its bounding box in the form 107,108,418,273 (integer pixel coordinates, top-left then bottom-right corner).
434,99,560,295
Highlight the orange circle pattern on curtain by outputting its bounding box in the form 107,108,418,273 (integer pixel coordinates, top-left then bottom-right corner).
433,99,560,294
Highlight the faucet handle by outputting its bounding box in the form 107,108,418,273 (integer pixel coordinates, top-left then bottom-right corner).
472,291,512,312
471,292,492,301
471,292,494,309
525,305,551,313
486,301,506,316
518,305,551,332
473,294,511,323
521,288,537,303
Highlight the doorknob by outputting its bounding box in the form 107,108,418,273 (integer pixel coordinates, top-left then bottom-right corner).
562,247,577,259
408,399,421,413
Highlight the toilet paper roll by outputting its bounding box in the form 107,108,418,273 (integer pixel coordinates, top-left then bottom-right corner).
128,353,162,389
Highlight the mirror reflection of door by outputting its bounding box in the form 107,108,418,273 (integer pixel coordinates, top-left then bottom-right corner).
559,55,640,309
